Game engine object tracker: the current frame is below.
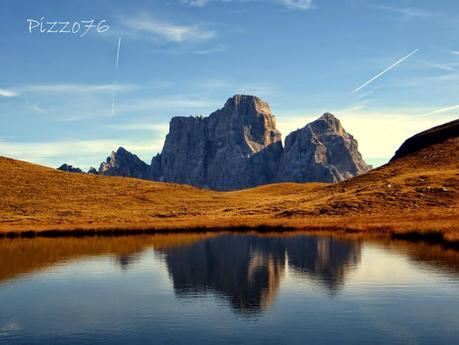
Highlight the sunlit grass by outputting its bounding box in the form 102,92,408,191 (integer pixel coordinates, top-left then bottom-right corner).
0,138,457,240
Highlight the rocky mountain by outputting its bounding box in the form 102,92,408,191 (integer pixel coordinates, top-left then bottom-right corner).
277,113,370,183
96,95,369,190
98,147,150,179
57,164,83,173
151,95,283,190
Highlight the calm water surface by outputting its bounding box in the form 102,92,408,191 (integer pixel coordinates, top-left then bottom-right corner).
1,233,459,344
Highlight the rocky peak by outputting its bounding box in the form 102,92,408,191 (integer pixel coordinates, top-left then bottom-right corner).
222,94,272,115
310,113,346,136
151,95,283,190
57,164,83,173
278,112,370,183
95,96,369,190
98,147,150,179
320,112,338,121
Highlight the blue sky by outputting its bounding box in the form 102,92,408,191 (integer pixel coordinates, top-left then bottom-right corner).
1,0,458,169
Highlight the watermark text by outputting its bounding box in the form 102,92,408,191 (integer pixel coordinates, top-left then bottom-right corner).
27,18,109,37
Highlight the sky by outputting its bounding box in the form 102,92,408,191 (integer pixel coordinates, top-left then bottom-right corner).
1,0,458,170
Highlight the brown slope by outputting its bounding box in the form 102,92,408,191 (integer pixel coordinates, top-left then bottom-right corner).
0,134,457,238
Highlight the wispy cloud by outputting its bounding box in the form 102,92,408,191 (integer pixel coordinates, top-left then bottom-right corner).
181,0,314,11
17,83,140,94
398,71,459,88
375,5,431,18
422,103,459,116
27,104,46,114
119,14,215,43
117,96,219,113
181,0,209,6
277,0,314,10
194,44,227,55
422,60,457,72
188,79,277,97
0,138,163,169
0,88,17,97
106,122,169,132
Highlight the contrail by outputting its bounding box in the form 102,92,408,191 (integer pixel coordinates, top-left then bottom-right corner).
352,49,419,94
115,37,122,71
112,37,122,115
422,103,459,116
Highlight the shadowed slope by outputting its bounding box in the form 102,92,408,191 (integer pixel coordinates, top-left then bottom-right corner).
391,118,459,161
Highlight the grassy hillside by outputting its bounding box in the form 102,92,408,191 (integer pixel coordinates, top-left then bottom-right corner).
0,137,458,240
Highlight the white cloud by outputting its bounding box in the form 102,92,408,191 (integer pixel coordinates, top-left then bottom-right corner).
106,122,169,132
182,0,209,6
119,15,215,43
17,83,140,94
375,5,431,18
117,96,220,113
0,88,17,97
27,104,46,114
181,0,314,11
277,0,313,10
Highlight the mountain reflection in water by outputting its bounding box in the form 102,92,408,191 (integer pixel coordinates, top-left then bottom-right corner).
1,232,459,316
157,235,360,312
1,232,459,345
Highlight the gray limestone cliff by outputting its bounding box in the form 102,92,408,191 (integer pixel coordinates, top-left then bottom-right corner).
98,147,150,179
95,95,369,190
151,95,283,190
277,113,370,183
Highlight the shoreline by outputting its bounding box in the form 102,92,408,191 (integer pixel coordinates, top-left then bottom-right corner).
2,224,458,250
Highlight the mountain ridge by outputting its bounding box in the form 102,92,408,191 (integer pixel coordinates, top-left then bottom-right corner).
0,121,457,238
64,95,369,190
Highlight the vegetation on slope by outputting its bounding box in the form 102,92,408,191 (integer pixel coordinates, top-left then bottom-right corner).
0,135,457,239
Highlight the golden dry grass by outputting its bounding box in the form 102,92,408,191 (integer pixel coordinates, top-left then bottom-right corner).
0,137,458,239
0,233,218,283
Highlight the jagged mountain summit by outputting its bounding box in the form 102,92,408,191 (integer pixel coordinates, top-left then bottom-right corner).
83,95,370,190
99,147,150,179
57,164,83,174
151,95,283,190
277,113,370,183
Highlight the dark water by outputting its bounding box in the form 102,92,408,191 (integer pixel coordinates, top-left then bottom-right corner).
1,233,459,345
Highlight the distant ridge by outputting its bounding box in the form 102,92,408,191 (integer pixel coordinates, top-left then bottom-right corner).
57,164,83,174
